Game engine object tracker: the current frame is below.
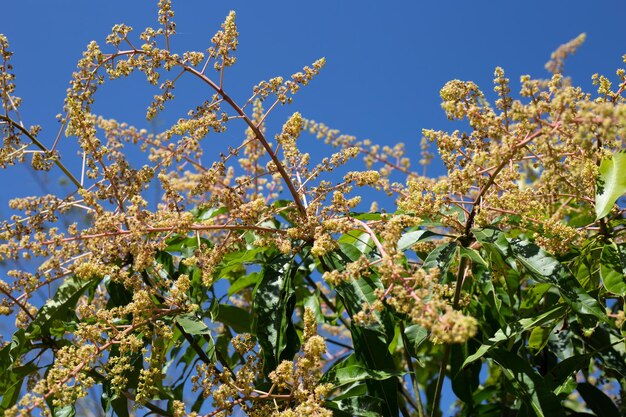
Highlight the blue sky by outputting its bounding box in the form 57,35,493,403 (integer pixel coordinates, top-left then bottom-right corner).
3,1,626,415
4,0,626,196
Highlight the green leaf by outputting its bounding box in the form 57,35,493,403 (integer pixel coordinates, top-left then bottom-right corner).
215,304,252,334
0,361,38,413
321,353,405,388
450,343,480,404
574,323,626,378
253,255,299,374
325,396,382,417
595,150,626,219
397,229,436,252
528,326,553,353
218,247,268,278
600,242,626,295
51,405,75,417
577,382,620,417
27,275,100,339
422,241,457,273
545,354,589,393
339,229,375,252
191,205,228,221
325,250,398,417
459,246,487,266
101,380,130,417
474,228,607,323
335,286,398,415
175,314,211,335
228,272,260,296
463,304,567,366
403,324,428,357
490,348,565,417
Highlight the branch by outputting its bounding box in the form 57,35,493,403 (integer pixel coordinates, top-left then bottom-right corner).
0,115,82,188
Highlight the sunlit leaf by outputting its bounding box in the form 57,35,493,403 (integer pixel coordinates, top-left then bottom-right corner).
253,255,299,374
595,150,626,219
600,242,626,295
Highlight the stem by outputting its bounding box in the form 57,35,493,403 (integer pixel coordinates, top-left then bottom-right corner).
0,115,82,188
431,256,469,416
462,125,550,238
400,320,425,417
182,65,308,218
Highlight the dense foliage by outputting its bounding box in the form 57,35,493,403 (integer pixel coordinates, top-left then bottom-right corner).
1,2,626,416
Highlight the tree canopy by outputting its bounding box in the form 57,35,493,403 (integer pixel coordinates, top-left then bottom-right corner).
1,2,626,416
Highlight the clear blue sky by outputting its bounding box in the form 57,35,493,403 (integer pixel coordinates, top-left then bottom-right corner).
3,1,626,415
4,0,626,194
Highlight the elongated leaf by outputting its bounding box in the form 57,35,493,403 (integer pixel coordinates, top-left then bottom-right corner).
175,314,211,335
228,272,260,296
459,246,487,266
490,348,565,417
253,255,299,374
422,241,457,273
397,229,436,252
326,250,399,417
215,304,252,334
600,242,626,295
450,343,480,404
528,326,553,353
403,324,428,357
51,405,75,417
325,396,382,417
463,304,566,366
338,230,375,257
321,353,405,387
336,289,398,415
574,323,626,378
0,361,38,413
27,276,100,339
577,382,620,417
474,228,607,322
545,354,589,393
595,150,626,219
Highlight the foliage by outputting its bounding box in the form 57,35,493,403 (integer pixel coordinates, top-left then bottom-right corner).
1,2,626,416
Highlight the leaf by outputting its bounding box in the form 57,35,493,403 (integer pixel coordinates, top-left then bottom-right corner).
463,304,567,366
595,150,626,219
528,326,553,353
577,382,621,417
545,354,589,393
474,228,607,323
403,324,428,357
422,241,457,273
450,343,480,404
101,379,130,417
339,229,375,254
191,205,228,221
325,396,382,417
321,353,405,388
574,323,626,378
396,229,436,252
228,272,260,296
27,275,100,339
335,282,398,416
51,405,76,417
215,304,252,334
175,314,211,335
490,348,565,417
459,246,487,266
253,255,299,374
325,250,399,417
0,361,38,413
600,242,626,295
